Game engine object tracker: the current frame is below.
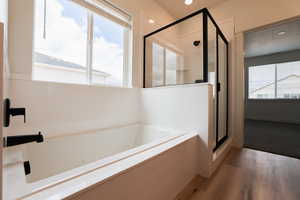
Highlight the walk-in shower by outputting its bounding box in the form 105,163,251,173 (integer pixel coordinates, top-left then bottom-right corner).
143,8,229,151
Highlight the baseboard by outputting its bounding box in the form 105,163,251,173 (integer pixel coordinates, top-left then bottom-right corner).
174,175,204,200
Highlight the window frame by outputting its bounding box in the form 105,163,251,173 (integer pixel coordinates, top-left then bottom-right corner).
32,0,132,88
247,61,300,101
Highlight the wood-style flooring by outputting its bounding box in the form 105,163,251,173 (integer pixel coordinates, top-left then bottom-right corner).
189,148,300,200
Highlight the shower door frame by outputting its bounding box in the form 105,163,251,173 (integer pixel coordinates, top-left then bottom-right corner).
214,29,229,151
205,11,229,151
143,8,229,152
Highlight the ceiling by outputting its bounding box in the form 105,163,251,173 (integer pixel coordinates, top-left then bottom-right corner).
245,18,300,58
155,0,227,19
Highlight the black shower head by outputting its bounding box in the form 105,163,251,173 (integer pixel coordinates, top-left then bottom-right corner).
193,40,201,47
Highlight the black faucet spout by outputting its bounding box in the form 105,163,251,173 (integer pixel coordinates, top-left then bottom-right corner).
4,132,44,147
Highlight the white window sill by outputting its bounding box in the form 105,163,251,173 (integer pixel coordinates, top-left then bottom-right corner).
8,73,132,89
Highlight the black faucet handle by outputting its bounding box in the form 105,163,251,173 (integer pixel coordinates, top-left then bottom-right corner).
10,107,26,123
3,98,27,127
37,132,44,143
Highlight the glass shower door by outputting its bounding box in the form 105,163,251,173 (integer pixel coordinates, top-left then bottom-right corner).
215,31,228,150
206,13,229,151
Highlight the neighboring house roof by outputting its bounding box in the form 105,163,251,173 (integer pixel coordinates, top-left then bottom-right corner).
251,74,300,93
35,52,111,77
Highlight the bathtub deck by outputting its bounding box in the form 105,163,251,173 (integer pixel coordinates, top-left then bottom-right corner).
189,148,300,200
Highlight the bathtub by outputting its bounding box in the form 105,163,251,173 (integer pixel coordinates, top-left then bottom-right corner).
4,123,198,200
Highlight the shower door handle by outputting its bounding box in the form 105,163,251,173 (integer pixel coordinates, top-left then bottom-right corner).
217,82,221,92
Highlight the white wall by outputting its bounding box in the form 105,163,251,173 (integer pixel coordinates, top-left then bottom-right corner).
231,33,245,148
8,0,33,79
141,84,214,176
141,84,211,134
211,0,300,33
5,80,141,138
0,0,9,79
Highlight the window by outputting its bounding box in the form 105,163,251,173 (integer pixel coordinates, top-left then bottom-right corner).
152,43,165,87
277,61,300,99
248,64,275,99
33,0,131,87
165,49,178,85
152,42,183,87
248,61,300,99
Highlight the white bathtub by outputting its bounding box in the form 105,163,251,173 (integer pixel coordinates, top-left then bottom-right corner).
4,124,190,200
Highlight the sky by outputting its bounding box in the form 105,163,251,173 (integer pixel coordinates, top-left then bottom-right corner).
34,0,126,85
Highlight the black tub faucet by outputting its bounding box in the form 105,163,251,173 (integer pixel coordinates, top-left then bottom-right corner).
3,132,44,147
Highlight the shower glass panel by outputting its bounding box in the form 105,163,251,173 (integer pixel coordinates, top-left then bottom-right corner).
144,9,229,151
144,13,203,87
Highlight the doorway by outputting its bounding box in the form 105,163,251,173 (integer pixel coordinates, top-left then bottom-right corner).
244,17,300,159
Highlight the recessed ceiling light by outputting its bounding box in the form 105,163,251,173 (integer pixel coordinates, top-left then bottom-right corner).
185,0,193,5
277,31,286,36
148,19,155,24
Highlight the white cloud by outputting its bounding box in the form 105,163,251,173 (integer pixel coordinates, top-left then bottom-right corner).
34,0,124,85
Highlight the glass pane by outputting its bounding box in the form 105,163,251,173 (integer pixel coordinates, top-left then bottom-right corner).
92,13,125,87
218,35,227,141
145,13,203,87
33,0,88,84
207,18,217,147
152,43,165,87
277,61,300,99
248,64,276,99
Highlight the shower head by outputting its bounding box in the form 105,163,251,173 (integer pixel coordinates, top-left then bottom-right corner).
193,40,201,47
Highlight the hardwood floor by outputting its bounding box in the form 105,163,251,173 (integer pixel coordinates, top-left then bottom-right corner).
189,148,300,200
